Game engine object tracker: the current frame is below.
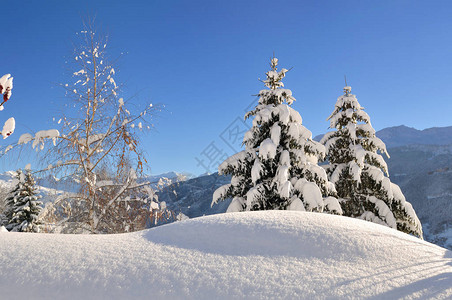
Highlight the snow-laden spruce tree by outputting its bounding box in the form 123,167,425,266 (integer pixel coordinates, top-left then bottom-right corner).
7,169,43,232
212,58,341,214
2,170,22,227
321,85,422,238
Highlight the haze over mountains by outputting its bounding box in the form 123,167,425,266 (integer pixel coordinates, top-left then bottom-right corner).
377,125,452,148
376,126,452,249
314,125,452,147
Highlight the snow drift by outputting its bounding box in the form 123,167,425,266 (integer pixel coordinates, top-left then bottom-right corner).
1,211,451,299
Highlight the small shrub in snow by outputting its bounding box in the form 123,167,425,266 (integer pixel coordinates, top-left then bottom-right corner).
6,169,43,232
212,57,341,214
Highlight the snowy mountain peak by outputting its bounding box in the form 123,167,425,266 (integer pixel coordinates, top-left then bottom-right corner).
146,171,195,183
377,125,452,148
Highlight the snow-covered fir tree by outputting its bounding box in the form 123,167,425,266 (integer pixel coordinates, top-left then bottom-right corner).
212,57,341,214
321,85,423,238
7,169,43,232
2,169,23,227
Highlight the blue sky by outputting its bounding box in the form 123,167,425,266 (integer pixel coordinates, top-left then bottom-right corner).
2,0,452,175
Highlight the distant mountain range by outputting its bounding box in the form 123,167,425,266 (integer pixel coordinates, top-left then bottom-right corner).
157,173,231,218
377,125,452,148
35,171,196,192
0,171,195,210
384,144,452,249
314,125,452,147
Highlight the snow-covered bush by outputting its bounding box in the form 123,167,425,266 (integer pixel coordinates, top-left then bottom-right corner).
212,57,341,214
321,85,422,238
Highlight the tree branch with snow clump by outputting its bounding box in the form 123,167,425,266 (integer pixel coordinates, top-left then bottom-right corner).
0,74,14,139
213,57,341,214
0,74,62,155
0,74,13,105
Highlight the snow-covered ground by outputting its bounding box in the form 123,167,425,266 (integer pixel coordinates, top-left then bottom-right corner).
1,211,451,299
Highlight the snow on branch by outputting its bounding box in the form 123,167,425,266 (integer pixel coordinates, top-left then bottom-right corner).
0,129,60,157
0,74,14,139
0,74,13,103
1,117,15,139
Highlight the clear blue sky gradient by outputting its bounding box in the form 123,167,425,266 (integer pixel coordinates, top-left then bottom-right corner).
2,0,452,175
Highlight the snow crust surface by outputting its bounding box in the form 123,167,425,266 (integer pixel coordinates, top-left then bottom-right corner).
1,211,451,299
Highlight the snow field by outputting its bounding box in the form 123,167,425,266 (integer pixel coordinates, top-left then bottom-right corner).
1,211,451,299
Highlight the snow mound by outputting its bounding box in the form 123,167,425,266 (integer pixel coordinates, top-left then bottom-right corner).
1,211,451,299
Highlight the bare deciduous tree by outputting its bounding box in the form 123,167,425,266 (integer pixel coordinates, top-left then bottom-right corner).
39,26,159,233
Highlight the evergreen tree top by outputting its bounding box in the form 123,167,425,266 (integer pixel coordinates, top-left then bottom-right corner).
327,85,365,124
343,86,352,96
321,85,389,173
256,57,295,106
263,57,288,90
